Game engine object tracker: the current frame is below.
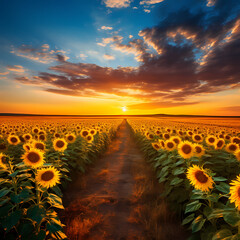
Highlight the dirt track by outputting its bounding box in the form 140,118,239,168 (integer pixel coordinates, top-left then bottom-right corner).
61,119,187,240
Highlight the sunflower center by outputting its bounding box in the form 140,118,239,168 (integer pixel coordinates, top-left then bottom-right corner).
209,137,215,143
82,131,88,137
56,140,64,148
182,144,192,154
34,129,38,133
41,170,54,181
195,170,208,183
36,143,44,150
167,142,174,148
25,135,30,140
238,187,240,198
27,152,40,163
87,136,92,141
154,144,160,149
11,137,18,143
68,136,74,141
229,144,237,151
164,134,170,139
173,139,180,144
217,141,223,148
195,146,202,153
195,135,201,141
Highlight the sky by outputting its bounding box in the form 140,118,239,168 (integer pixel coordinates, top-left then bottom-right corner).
0,0,240,116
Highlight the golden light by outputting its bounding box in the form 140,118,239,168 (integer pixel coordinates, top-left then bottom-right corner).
122,106,127,112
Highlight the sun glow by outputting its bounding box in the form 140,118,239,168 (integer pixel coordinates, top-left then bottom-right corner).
122,106,127,112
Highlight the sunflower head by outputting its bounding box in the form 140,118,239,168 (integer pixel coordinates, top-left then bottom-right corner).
165,140,176,151
53,138,68,152
7,135,20,145
158,140,165,149
193,144,205,157
163,133,170,140
65,133,76,143
226,143,239,153
36,166,60,188
229,175,240,210
178,141,194,159
187,165,214,192
152,142,161,151
23,133,32,142
22,148,44,168
33,141,46,152
206,135,217,146
81,129,89,138
86,135,94,143
192,134,203,143
214,139,225,150
170,136,181,145
23,143,32,152
0,153,9,169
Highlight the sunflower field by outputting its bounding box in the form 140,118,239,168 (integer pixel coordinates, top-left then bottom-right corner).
0,117,121,240
128,118,240,240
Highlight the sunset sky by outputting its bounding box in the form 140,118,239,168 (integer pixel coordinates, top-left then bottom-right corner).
0,0,240,115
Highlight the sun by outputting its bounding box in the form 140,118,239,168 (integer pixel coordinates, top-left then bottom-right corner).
122,106,127,112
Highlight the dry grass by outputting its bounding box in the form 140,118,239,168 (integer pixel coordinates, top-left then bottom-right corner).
131,158,188,240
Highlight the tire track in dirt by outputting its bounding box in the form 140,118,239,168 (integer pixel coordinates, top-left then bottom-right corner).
61,119,187,240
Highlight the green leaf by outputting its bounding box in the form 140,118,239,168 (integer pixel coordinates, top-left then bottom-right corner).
216,182,230,194
27,205,46,224
0,188,11,198
0,203,12,216
17,221,35,239
182,213,195,225
191,215,206,233
206,193,219,202
172,167,185,176
48,193,64,209
9,170,20,178
223,212,240,227
2,209,22,231
170,177,183,186
213,177,227,182
185,201,202,213
212,229,232,240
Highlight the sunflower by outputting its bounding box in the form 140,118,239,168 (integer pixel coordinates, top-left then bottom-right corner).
81,129,89,138
89,129,97,135
170,136,181,145
86,134,94,143
33,141,46,152
32,127,39,134
206,135,216,146
232,137,240,145
225,143,239,153
22,148,44,168
235,150,240,161
192,134,203,143
178,141,194,159
163,133,170,140
152,142,161,151
165,140,176,151
229,175,240,210
0,153,8,169
53,138,68,152
193,144,205,157
158,140,165,149
23,143,32,152
7,135,20,145
23,133,32,142
65,133,76,143
214,139,225,150
38,134,46,141
187,165,214,192
36,166,60,188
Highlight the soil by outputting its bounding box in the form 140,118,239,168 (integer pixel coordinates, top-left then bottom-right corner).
61,119,187,240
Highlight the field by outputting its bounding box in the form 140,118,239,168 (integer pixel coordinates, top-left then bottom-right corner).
0,116,240,240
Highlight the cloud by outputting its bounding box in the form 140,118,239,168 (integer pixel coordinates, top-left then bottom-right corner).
0,72,9,75
100,26,113,30
103,0,132,8
14,0,240,110
79,53,87,60
144,9,151,13
7,65,25,73
218,106,240,113
11,44,69,64
140,0,164,5
103,54,115,60
129,101,198,109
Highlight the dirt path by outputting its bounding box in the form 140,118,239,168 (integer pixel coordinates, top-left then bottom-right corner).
61,120,187,240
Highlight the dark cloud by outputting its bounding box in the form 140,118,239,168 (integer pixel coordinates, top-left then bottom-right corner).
14,0,240,108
